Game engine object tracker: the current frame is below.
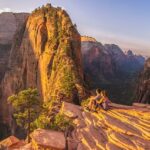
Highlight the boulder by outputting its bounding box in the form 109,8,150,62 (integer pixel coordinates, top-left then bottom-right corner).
62,102,83,119
18,143,32,150
0,136,26,149
30,129,66,150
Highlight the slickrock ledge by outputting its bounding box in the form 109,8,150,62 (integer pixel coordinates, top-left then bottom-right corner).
62,102,150,150
1,102,150,150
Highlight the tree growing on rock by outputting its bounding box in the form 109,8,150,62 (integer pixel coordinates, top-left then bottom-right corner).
8,88,42,143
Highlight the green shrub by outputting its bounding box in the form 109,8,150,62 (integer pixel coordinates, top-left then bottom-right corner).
61,68,75,97
33,112,73,132
32,100,73,132
81,98,90,107
32,114,51,130
50,113,73,132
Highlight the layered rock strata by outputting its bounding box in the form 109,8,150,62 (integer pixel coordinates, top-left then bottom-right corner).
1,102,150,150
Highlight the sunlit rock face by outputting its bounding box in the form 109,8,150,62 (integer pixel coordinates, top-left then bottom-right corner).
136,58,150,104
30,129,66,150
0,136,23,149
62,102,150,150
81,36,97,42
0,5,86,123
81,37,145,104
0,12,29,81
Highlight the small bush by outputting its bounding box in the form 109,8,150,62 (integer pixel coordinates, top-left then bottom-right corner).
61,68,75,97
81,98,90,107
50,113,73,132
32,114,51,130
33,100,73,132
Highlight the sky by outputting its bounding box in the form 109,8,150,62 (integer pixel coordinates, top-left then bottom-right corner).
0,0,149,56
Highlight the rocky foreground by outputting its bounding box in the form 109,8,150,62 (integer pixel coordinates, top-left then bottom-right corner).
0,102,150,150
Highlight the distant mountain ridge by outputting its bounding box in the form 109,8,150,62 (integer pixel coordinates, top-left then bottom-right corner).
81,36,145,104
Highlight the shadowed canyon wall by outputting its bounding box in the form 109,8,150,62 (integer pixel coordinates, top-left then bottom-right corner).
0,12,29,82
81,37,145,105
0,12,29,140
136,58,150,104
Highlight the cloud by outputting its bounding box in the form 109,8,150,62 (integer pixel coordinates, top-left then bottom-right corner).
0,8,11,13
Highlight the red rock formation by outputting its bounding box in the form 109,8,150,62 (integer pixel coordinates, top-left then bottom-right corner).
31,129,66,150
81,36,97,42
0,12,29,81
0,12,29,45
81,36,145,104
0,4,86,125
0,136,26,149
136,58,150,104
0,12,29,140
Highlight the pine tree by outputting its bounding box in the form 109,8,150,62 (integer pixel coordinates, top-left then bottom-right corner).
8,88,42,143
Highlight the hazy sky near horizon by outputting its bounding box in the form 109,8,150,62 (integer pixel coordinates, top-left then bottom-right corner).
0,0,149,55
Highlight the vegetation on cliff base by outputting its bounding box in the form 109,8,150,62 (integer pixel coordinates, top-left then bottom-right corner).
8,88,42,143
8,89,73,141
33,99,74,132
81,97,90,108
61,67,75,97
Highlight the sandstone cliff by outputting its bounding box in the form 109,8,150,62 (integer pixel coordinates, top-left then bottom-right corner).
0,12,29,81
136,58,150,104
0,44,11,82
1,102,150,150
0,4,86,124
0,12,29,45
81,36,97,42
81,37,145,104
